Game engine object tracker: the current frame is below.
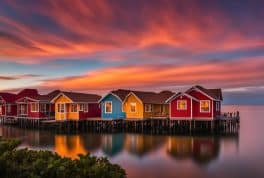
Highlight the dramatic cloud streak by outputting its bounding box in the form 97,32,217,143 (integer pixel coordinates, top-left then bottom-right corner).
40,57,264,91
0,74,42,80
0,0,263,62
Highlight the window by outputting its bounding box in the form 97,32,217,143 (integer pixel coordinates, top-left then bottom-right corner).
71,104,77,112
79,104,84,111
145,104,152,112
0,105,2,114
200,100,210,113
216,102,220,111
19,104,27,115
84,104,89,112
40,104,46,112
130,103,136,113
105,101,112,113
31,103,39,112
177,100,187,110
7,104,11,113
58,104,65,113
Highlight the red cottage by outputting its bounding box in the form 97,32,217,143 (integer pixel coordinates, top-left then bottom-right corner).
167,86,223,120
16,90,60,120
50,91,102,121
0,93,17,119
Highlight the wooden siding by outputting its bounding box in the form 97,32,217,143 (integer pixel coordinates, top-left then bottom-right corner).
170,95,192,119
123,94,143,119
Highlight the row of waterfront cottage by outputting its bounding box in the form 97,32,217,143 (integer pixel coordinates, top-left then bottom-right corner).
0,85,223,121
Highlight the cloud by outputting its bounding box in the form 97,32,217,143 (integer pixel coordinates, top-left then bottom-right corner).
0,0,263,63
0,74,42,80
39,56,264,92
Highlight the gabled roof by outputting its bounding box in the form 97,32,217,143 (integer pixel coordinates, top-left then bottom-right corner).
166,92,199,103
127,90,175,104
16,90,61,103
17,89,39,98
0,92,17,103
187,85,223,101
99,89,131,103
51,91,101,103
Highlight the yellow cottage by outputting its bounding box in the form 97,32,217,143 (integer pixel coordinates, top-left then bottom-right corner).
123,90,174,120
51,91,101,121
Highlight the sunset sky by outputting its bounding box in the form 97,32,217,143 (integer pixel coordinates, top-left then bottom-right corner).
0,0,263,104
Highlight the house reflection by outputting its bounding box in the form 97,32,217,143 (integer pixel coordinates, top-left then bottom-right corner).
81,133,102,152
101,133,125,157
124,134,166,157
54,135,87,159
167,136,222,165
0,125,54,149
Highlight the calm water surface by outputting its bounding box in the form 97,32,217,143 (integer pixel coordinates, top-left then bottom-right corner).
1,105,264,178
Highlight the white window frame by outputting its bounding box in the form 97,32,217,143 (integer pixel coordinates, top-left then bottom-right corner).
177,100,187,110
216,102,220,111
105,101,112,114
79,104,84,111
144,104,152,112
130,102,136,113
200,100,210,113
71,103,78,113
84,104,89,112
7,104,11,113
0,104,2,114
31,103,39,112
40,103,46,112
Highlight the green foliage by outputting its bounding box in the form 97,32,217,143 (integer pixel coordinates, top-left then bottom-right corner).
0,137,126,178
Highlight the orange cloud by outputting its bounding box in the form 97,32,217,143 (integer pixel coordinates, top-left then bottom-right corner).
0,0,263,62
40,57,264,92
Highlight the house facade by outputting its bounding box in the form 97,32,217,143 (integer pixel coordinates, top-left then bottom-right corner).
0,93,17,119
99,89,130,120
167,86,223,120
123,90,174,120
51,91,101,121
16,90,60,119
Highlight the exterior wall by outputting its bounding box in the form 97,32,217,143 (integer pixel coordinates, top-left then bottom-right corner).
0,103,5,116
79,103,101,120
170,96,192,120
123,94,143,119
54,95,73,120
101,94,125,119
143,104,169,118
188,90,213,119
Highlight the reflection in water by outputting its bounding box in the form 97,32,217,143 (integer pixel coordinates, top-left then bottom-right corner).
167,136,220,164
125,134,167,157
55,135,87,159
102,133,125,156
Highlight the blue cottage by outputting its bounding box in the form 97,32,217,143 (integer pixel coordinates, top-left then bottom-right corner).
99,89,130,119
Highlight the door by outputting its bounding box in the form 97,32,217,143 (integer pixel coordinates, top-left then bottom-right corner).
61,103,66,120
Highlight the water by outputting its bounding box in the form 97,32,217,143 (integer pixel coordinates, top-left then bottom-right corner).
0,105,264,178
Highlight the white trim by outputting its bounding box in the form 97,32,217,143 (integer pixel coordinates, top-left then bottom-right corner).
187,87,221,101
191,98,193,119
70,103,78,113
212,100,214,120
176,100,187,110
79,104,84,111
144,104,152,112
50,92,73,103
166,92,199,103
84,104,89,112
122,92,143,105
98,92,122,103
105,101,112,114
16,96,39,103
200,100,210,113
130,102,137,113
30,102,39,112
